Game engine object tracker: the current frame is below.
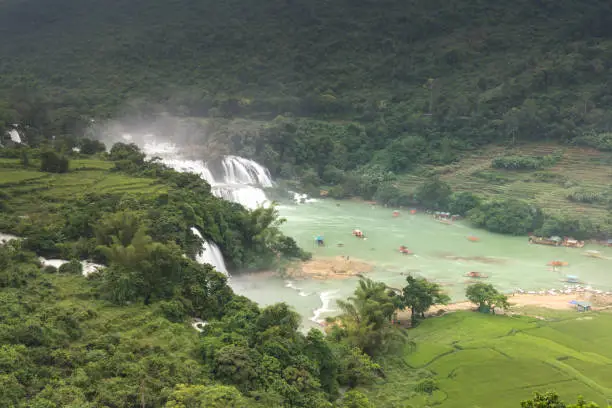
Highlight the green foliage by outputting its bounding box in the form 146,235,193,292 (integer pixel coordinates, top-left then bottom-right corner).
468,198,543,235
574,132,612,152
521,391,602,408
566,188,607,204
40,150,69,173
400,275,450,325
79,138,106,155
165,384,249,408
414,177,452,210
336,390,375,408
446,191,481,216
465,283,510,314
492,154,561,170
331,278,403,356
58,259,82,275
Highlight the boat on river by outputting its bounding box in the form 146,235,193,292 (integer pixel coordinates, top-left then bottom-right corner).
547,260,569,267
529,236,562,246
464,271,488,279
561,275,583,284
563,238,585,248
584,250,608,259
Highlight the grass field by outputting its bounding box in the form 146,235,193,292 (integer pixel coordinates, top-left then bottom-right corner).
363,311,612,408
0,158,167,214
397,143,612,220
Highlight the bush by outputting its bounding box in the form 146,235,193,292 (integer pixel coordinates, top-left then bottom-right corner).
573,131,612,151
58,260,83,275
415,378,439,395
40,150,69,173
468,198,543,235
42,265,57,274
414,177,451,210
566,188,607,204
79,138,107,155
373,183,414,207
491,154,560,170
447,191,481,216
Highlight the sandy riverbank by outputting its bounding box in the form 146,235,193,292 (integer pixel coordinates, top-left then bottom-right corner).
287,256,374,280
395,291,612,323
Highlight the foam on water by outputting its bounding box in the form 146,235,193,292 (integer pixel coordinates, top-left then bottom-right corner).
310,290,339,324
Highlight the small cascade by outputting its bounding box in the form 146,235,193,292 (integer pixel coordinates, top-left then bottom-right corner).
8,129,22,144
222,155,273,187
142,140,272,209
190,227,229,276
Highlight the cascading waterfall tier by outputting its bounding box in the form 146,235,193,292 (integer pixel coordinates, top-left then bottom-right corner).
140,139,276,277
190,227,228,276
141,140,271,210
8,128,22,144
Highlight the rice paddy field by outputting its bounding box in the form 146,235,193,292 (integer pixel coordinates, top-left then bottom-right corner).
397,143,612,220
363,310,612,408
0,158,167,213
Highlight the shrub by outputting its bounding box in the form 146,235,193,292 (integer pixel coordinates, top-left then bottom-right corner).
58,259,83,275
415,378,439,395
447,191,481,216
42,265,57,274
414,177,452,210
79,138,107,155
566,188,607,204
40,150,69,173
491,154,560,170
468,198,543,235
573,131,612,151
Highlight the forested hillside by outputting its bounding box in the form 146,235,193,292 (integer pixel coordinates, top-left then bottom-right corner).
2,0,612,237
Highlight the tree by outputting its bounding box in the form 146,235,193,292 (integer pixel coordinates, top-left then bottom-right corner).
337,390,374,408
414,177,452,210
400,275,450,325
333,278,402,356
468,198,543,235
165,384,249,408
40,150,69,173
520,391,601,408
465,283,510,314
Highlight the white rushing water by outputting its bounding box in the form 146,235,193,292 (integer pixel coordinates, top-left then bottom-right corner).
38,257,106,276
8,129,22,144
190,227,228,276
310,290,339,324
141,140,272,210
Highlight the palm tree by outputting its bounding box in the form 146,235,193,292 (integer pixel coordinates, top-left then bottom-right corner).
335,278,404,356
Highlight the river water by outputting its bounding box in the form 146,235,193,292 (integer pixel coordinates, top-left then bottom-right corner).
231,199,612,329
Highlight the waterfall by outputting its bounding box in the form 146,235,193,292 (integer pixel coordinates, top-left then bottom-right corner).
141,140,272,210
190,227,228,276
222,155,273,187
8,129,22,144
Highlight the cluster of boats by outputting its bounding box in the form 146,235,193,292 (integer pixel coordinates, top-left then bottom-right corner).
528,235,585,248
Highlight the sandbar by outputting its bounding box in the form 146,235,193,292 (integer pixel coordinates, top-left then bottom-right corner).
287,256,374,280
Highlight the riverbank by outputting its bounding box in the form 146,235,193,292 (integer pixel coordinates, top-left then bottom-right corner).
395,291,612,324
286,256,374,280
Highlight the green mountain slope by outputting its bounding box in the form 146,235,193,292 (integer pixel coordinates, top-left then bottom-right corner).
1,0,611,118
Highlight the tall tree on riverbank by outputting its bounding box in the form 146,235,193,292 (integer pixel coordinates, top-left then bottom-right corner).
400,276,450,326
332,278,403,356
465,283,510,314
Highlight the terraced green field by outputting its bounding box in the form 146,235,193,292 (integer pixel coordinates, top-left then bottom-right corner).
363,311,612,408
0,158,167,213
397,143,612,219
